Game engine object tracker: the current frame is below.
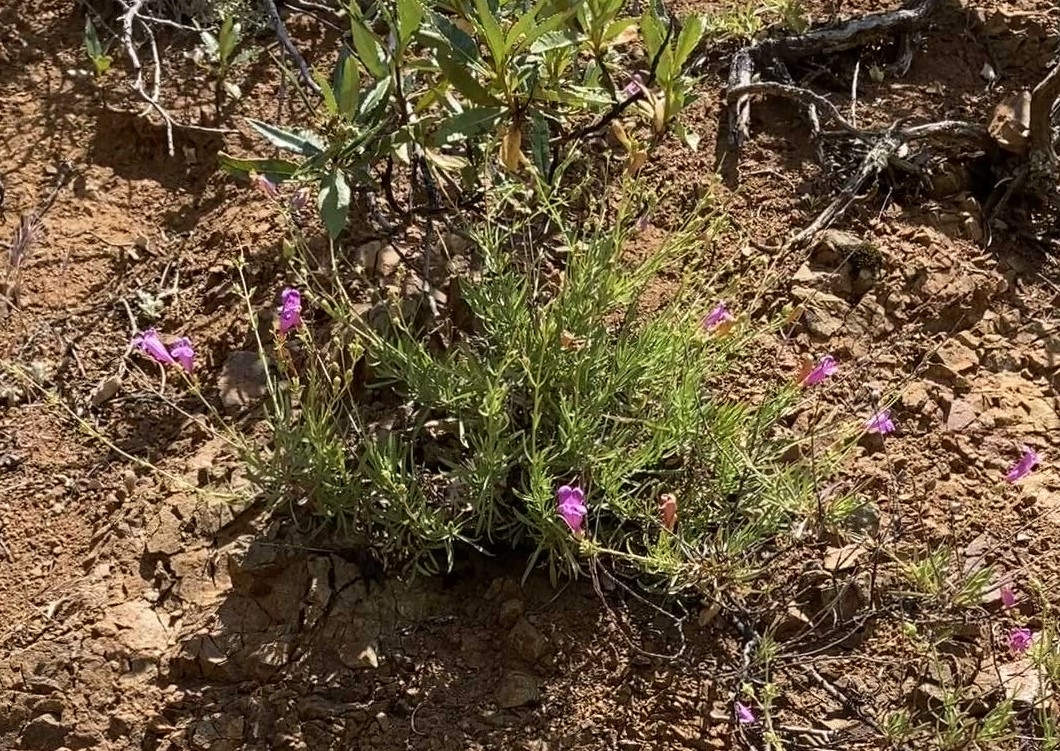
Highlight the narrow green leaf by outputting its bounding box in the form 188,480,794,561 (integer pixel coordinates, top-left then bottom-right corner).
318,168,351,239
529,111,550,175
218,15,239,64
472,0,506,66
84,17,103,58
217,153,301,182
350,15,388,79
672,14,705,70
434,106,505,145
334,54,361,117
396,0,426,49
245,118,325,156
316,70,339,114
436,51,498,106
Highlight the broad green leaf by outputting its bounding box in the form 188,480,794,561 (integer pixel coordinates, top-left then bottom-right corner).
421,13,479,66
436,51,498,106
640,8,665,60
245,118,325,156
396,0,426,49
529,30,579,55
350,15,388,79
217,153,301,182
434,106,505,145
602,17,637,44
515,7,577,53
200,30,219,61
472,0,506,67
318,168,351,239
359,77,392,119
505,0,548,50
673,14,705,70
334,54,361,117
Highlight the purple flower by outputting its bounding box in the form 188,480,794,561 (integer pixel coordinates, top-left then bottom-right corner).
556,485,587,536
278,287,302,335
251,171,279,199
801,355,838,386
1005,446,1039,483
622,73,645,99
1000,585,1017,610
132,329,174,365
169,337,195,373
864,409,895,435
1008,627,1033,654
289,186,310,212
702,302,735,332
735,701,755,724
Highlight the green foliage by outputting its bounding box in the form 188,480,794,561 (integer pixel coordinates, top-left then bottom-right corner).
197,13,256,105
229,0,708,238
251,183,824,585
83,17,112,77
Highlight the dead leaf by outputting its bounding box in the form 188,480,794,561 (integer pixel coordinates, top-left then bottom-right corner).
610,120,632,152
627,149,648,176
499,126,523,172
559,330,585,351
610,24,640,46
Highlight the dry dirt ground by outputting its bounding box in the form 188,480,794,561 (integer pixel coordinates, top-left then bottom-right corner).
2,0,1060,749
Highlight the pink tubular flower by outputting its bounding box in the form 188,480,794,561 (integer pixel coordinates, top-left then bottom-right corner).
169,337,195,373
132,329,175,365
278,287,302,335
735,701,755,724
1008,627,1033,654
1005,446,1039,483
1000,585,1017,610
556,485,587,536
864,409,895,435
250,171,279,199
702,302,735,332
801,354,838,386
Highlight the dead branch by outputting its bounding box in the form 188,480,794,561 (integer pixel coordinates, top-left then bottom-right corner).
116,0,237,156
262,0,323,97
1029,62,1060,161
725,0,941,146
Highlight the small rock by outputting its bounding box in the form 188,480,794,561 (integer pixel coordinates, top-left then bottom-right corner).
934,338,979,376
358,645,379,669
822,544,866,573
498,599,525,628
508,618,549,662
375,711,390,731
773,604,812,639
89,375,122,407
791,287,850,339
19,713,70,750
495,671,540,708
946,399,978,432
218,351,270,410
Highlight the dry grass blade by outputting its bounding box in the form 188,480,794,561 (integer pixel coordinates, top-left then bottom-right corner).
6,212,41,278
